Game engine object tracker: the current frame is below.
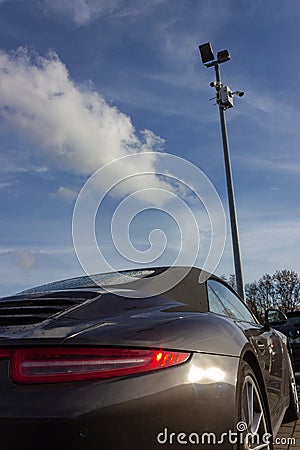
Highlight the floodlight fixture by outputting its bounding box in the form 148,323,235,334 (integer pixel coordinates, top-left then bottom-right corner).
199,43,231,67
199,42,215,65
217,49,231,64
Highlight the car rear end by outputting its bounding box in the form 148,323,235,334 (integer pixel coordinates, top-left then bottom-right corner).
0,287,240,449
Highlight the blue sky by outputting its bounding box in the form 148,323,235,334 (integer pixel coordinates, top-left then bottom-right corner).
0,0,300,296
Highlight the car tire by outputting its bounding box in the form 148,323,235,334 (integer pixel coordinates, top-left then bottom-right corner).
282,354,299,423
236,360,273,450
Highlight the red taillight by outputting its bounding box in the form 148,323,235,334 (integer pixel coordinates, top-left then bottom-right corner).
0,349,11,359
10,348,190,384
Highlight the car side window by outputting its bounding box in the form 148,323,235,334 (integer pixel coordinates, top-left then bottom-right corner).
208,280,257,323
207,285,229,317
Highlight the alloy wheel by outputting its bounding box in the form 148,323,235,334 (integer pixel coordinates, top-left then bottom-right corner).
240,374,271,450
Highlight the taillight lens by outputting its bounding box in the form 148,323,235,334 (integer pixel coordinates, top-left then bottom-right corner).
10,348,190,384
0,349,11,359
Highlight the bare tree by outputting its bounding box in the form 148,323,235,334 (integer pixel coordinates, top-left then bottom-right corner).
272,269,300,313
245,282,262,320
244,269,300,317
222,269,300,318
220,274,237,291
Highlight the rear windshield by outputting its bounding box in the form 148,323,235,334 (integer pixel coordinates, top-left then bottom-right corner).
20,270,155,294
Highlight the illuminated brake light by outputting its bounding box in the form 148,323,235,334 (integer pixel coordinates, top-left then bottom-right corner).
156,352,163,362
10,348,190,384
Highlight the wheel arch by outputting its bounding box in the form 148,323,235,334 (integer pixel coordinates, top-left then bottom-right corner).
240,349,272,431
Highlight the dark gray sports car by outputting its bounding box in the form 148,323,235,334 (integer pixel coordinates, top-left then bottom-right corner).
0,266,298,450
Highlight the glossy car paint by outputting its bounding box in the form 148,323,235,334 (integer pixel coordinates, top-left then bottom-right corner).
0,267,294,449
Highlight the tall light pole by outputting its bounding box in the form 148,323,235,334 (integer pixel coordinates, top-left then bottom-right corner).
199,42,245,300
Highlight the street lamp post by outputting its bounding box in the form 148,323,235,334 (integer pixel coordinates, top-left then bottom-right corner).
199,42,245,300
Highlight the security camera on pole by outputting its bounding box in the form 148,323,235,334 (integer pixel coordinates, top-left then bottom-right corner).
199,42,245,301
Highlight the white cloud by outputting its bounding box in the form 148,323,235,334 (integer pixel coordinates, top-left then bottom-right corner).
0,246,82,296
0,182,11,189
36,0,165,26
16,248,38,269
241,157,300,175
0,248,38,270
37,0,116,25
0,48,170,203
54,186,78,202
229,214,300,283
